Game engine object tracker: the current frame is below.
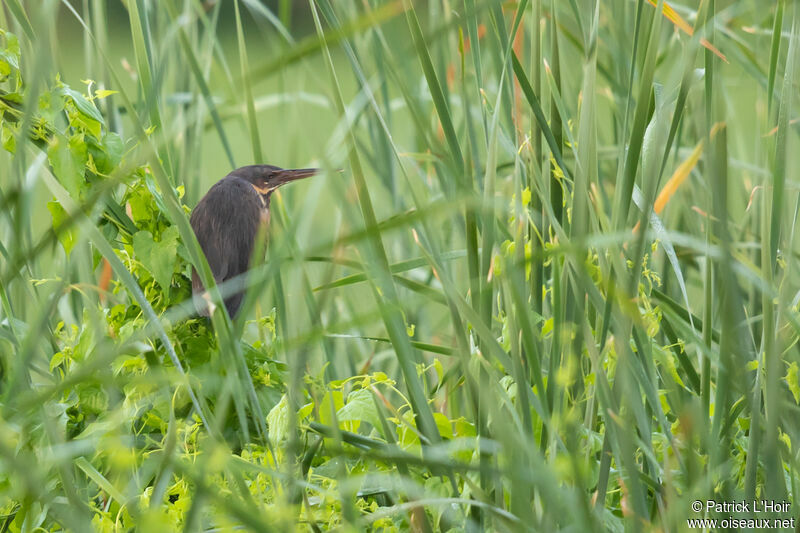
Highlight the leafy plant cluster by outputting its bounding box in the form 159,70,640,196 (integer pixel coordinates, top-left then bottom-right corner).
0,29,480,531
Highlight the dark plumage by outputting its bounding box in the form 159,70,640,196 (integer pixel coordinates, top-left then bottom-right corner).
190,164,316,318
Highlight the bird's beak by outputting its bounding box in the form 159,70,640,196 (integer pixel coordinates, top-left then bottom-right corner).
271,168,318,188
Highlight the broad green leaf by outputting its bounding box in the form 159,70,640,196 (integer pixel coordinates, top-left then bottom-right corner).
337,388,382,431
71,111,102,139
1,123,15,153
433,412,453,440
267,394,290,444
88,132,123,174
319,389,344,427
57,85,105,125
0,31,19,76
132,226,179,291
47,200,77,255
47,134,85,197
3,31,20,67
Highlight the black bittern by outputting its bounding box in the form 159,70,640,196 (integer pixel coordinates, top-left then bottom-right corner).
190,164,316,318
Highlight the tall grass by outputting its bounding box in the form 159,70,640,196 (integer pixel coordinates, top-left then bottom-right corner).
0,0,798,531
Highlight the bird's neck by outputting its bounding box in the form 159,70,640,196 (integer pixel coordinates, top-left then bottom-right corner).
258,192,271,228
258,191,272,210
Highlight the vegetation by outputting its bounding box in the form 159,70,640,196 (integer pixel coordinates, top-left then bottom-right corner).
0,0,798,530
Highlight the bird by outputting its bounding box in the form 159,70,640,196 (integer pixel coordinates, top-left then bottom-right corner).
189,164,317,318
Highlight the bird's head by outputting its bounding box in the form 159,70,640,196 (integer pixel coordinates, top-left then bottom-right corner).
232,164,318,196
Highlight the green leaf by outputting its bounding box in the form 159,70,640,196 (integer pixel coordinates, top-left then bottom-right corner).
267,394,290,444
38,88,64,123
3,31,20,67
74,321,96,361
1,123,16,153
72,113,102,139
49,350,66,372
453,417,476,438
433,412,453,440
47,134,85,197
47,200,77,255
132,226,179,291
57,85,105,125
319,389,344,427
87,132,123,175
337,388,382,432
102,132,123,167
127,184,154,224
